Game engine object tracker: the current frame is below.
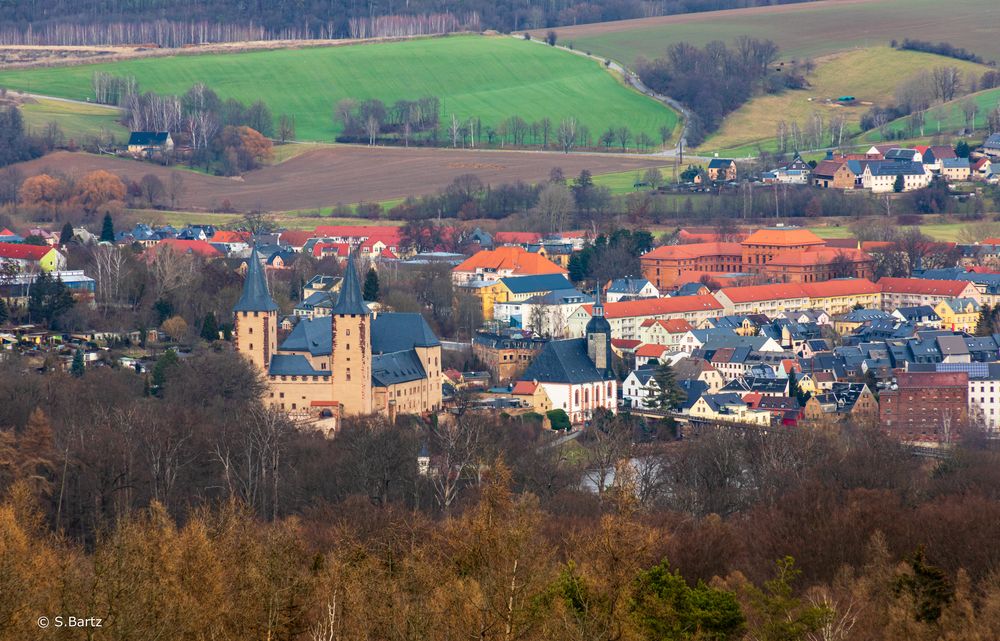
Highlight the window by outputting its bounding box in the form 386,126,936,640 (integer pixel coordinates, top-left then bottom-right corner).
346,369,351,381
346,329,351,336
248,327,253,334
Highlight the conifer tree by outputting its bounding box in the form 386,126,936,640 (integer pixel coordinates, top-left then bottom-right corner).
100,213,115,242
363,267,380,301
646,360,686,410
71,348,84,377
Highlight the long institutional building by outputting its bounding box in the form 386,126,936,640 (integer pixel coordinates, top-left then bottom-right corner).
641,227,873,290
233,249,442,428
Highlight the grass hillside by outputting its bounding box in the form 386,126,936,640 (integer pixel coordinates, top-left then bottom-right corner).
0,35,677,144
697,47,989,155
548,0,1000,66
866,85,1000,143
18,97,128,142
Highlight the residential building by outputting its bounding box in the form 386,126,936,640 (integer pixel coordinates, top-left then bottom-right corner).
935,297,980,333
688,393,771,426
879,277,980,311
707,158,737,181
604,277,659,302
860,160,931,192
452,246,567,285
0,242,66,272
939,157,971,181
126,131,174,155
565,294,724,340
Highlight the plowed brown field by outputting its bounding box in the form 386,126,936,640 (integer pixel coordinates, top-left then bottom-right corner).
13,147,666,212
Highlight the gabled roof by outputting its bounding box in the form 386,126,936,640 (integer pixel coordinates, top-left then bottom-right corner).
454,246,566,276
154,239,223,258
521,338,609,384
742,227,825,247
233,246,279,313
0,242,53,261
866,160,926,176
879,277,973,297
579,294,722,319
500,273,573,294
495,231,544,244
127,131,170,146
707,158,735,169
640,318,694,333
718,283,808,304
643,242,743,260
607,277,654,294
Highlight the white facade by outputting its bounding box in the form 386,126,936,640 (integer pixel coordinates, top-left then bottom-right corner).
862,166,932,193
968,377,1000,433
539,379,618,424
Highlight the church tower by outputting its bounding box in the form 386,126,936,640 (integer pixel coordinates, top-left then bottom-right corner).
586,286,612,374
233,246,278,372
330,252,372,416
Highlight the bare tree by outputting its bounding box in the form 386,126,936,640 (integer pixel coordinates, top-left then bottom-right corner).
150,246,197,299
932,66,962,102
167,173,185,209
92,244,128,310
556,117,578,154
427,415,483,515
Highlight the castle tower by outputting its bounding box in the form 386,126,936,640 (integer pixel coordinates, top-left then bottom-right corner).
586,287,612,373
233,246,278,372
330,252,372,416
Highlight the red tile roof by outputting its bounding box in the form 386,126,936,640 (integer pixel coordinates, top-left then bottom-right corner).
511,380,537,395
580,294,722,319
278,230,316,247
878,277,972,297
454,246,566,276
494,231,544,244
742,228,825,247
720,279,879,303
894,371,968,388
718,283,810,304
640,318,694,333
0,242,52,261
766,247,870,267
611,339,642,350
314,225,402,240
211,230,250,244
635,343,670,358
800,279,881,298
152,239,222,258
643,242,743,260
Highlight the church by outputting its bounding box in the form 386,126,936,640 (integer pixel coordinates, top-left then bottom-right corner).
233,248,443,428
519,290,618,424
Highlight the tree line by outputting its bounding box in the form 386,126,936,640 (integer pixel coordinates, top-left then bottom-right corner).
333,95,665,152
2,349,1000,639
0,0,815,46
637,37,784,145
0,105,52,168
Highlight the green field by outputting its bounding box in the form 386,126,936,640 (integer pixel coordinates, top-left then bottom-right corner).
869,86,1000,142
18,97,128,142
0,35,677,144
553,0,1000,66
809,222,973,242
697,47,988,155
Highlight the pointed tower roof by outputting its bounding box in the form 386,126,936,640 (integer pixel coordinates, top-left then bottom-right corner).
330,251,370,316
233,246,278,312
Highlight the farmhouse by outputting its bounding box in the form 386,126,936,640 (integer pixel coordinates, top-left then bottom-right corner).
861,161,931,192
126,131,174,155
707,158,737,182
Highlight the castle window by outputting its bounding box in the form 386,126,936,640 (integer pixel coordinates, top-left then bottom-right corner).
346,329,351,336
249,343,253,350
254,311,259,318
346,369,351,381
249,327,253,334
280,392,285,398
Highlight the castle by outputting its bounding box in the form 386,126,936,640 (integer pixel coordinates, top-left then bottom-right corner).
233,248,443,427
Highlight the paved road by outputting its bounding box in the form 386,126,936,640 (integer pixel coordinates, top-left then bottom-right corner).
14,90,120,111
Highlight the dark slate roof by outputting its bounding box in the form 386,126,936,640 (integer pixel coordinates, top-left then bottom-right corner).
372,350,427,386
268,354,331,377
500,273,573,294
677,380,708,410
673,282,710,297
233,246,279,312
708,158,735,169
371,313,440,352
280,317,333,356
329,252,370,316
983,133,1000,149
867,160,926,176
127,131,169,146
607,277,653,294
521,338,609,384
894,305,940,321
525,288,591,306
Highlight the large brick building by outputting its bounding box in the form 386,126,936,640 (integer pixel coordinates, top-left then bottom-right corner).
880,371,968,444
641,227,874,290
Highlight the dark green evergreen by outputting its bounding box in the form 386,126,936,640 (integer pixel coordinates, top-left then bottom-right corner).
200,312,220,342
363,267,380,301
100,212,115,243
71,348,85,377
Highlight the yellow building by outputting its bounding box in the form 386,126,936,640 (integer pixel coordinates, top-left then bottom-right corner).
234,249,442,429
935,297,980,334
464,273,574,321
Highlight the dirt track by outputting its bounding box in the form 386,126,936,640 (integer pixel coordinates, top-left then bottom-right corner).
13,147,665,212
